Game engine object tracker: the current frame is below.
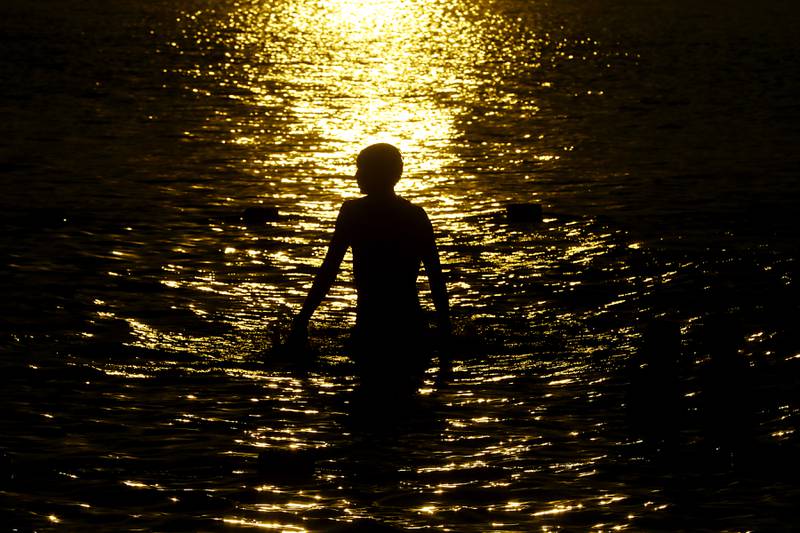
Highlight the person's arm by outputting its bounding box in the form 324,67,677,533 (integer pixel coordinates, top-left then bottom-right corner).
287,205,350,347
422,221,452,384
423,237,450,335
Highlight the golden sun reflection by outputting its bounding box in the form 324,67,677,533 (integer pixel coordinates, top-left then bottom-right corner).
270,0,466,196
205,0,490,206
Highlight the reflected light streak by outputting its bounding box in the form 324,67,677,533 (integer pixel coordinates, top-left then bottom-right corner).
222,518,308,532
533,503,582,516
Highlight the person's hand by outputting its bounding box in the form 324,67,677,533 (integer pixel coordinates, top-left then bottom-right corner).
286,317,309,351
267,316,314,370
281,316,316,371
435,325,453,388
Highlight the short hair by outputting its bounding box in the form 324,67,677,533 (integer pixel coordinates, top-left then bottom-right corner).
356,143,403,190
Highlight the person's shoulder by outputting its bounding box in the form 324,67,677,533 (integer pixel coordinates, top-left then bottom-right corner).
341,196,371,216
336,198,362,226
396,197,432,233
413,203,432,226
396,196,427,216
339,197,365,212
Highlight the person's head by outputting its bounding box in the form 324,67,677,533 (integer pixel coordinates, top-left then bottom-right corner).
356,143,403,195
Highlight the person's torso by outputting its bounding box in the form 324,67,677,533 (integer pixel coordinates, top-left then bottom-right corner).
342,196,430,325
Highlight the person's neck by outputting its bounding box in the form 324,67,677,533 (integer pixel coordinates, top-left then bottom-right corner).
366,190,396,200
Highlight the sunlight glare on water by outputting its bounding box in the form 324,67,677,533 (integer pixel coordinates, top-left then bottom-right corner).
188,0,483,199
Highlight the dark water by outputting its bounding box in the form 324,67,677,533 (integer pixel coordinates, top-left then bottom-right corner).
2,0,800,530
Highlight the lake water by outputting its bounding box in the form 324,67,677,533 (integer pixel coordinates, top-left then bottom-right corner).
1,0,800,530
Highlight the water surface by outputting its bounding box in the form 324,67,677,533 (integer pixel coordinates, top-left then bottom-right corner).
1,0,799,530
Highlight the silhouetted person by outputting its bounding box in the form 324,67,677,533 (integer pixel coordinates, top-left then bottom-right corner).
287,143,451,395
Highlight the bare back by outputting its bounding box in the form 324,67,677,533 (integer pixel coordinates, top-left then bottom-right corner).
335,195,434,330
